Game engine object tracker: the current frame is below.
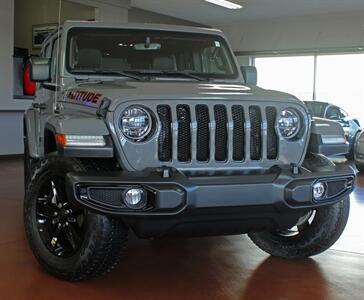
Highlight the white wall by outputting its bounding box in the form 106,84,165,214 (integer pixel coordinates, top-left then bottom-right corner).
129,7,205,27
0,0,30,155
71,0,130,22
216,12,364,53
14,0,96,55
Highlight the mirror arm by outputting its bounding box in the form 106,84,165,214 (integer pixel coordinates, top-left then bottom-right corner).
41,82,60,91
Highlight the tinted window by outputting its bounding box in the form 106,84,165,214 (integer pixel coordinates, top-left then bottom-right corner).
305,101,326,117
326,106,346,119
67,28,238,79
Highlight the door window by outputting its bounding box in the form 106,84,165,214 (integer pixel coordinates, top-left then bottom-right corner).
326,106,345,119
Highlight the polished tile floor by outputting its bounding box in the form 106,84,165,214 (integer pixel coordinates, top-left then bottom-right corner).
0,158,363,300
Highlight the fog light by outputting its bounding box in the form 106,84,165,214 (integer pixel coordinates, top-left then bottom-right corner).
313,182,326,200
123,188,146,209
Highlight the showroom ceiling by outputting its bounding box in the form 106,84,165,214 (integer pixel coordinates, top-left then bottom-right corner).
131,0,364,24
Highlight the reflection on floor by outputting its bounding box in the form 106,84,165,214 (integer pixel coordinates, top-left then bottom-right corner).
332,174,364,254
0,158,363,300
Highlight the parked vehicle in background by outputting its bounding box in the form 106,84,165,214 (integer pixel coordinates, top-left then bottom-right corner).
304,101,361,159
309,117,349,157
354,131,364,171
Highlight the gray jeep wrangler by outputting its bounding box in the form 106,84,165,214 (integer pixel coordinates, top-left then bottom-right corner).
24,21,355,281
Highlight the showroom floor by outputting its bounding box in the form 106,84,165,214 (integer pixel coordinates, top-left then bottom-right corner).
0,158,363,300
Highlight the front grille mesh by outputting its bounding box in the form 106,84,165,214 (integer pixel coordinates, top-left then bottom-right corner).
266,107,278,159
214,105,228,161
232,105,245,161
176,105,191,162
89,188,125,207
157,104,279,164
157,105,172,162
249,106,262,160
196,105,210,162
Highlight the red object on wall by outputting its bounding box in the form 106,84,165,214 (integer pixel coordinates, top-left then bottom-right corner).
23,63,36,96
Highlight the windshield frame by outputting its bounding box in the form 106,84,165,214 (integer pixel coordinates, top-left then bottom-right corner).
65,27,240,80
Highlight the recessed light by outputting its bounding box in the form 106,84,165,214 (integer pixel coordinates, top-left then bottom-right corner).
205,0,243,9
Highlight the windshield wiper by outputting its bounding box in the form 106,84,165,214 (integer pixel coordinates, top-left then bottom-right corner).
162,71,206,81
125,70,206,81
73,69,143,81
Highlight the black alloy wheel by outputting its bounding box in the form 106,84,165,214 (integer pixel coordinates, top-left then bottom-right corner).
35,176,86,258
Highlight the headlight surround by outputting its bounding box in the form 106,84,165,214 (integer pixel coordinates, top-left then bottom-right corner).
120,106,152,141
278,109,301,139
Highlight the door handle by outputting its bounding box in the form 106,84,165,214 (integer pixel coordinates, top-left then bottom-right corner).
32,103,47,110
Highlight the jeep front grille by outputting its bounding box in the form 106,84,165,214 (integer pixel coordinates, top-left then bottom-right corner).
157,104,279,164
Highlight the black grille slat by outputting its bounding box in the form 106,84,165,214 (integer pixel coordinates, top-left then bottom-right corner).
157,105,172,162
266,107,278,159
177,105,191,162
214,105,228,161
232,105,245,161
196,105,210,162
249,106,262,160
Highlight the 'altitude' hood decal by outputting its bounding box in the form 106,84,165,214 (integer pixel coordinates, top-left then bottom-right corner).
66,90,103,108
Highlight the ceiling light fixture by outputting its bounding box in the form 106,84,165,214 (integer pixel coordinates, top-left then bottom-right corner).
205,0,243,9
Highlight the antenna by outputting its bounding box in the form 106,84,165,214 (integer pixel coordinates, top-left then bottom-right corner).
54,0,62,112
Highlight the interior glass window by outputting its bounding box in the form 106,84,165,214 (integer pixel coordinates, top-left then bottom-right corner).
255,56,315,101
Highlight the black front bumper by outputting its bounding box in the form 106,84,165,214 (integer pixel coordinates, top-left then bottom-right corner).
66,161,356,238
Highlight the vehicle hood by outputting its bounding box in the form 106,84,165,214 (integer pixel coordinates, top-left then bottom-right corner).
64,80,305,111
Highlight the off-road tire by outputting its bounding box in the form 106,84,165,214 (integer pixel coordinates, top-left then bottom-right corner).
347,131,360,160
24,156,128,281
248,197,350,259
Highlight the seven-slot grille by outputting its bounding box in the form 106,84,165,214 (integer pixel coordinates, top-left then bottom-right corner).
157,104,279,163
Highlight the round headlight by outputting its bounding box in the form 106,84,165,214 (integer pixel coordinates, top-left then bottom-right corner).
278,109,301,139
121,106,152,141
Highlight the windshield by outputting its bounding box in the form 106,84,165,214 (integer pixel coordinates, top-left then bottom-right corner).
66,28,238,80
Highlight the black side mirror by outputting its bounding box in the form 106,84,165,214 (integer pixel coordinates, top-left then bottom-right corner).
241,66,257,85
